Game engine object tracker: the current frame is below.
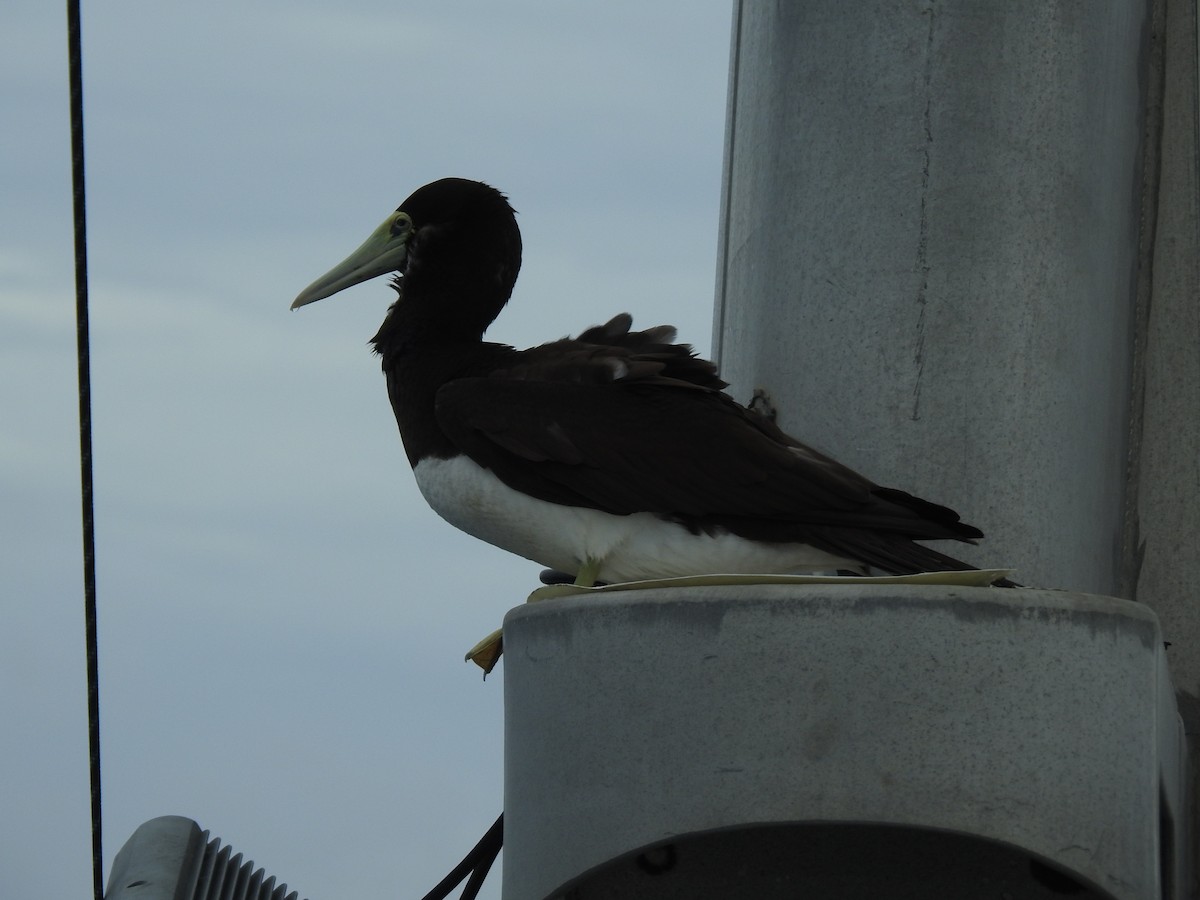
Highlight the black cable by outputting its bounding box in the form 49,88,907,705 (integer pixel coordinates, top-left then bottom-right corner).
456,817,502,900
419,814,503,900
65,2,103,899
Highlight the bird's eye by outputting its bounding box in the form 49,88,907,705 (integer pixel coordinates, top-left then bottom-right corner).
390,213,411,236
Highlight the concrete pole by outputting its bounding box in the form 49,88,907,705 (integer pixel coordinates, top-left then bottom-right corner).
501,2,1199,897
713,0,1199,686
715,0,1146,597
709,0,1200,891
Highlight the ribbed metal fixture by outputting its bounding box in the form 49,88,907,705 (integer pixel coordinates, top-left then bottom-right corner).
105,816,305,900
190,832,301,900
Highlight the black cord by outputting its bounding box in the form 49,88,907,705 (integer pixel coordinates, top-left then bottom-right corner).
66,3,103,899
419,814,503,900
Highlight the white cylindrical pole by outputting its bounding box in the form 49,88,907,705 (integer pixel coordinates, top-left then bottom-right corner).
714,0,1150,598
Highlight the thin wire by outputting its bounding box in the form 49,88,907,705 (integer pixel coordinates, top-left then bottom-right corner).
66,2,104,898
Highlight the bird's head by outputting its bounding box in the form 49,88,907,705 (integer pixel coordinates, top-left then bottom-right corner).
292,178,522,337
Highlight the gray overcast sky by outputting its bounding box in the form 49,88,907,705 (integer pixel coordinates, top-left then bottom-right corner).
2,2,732,898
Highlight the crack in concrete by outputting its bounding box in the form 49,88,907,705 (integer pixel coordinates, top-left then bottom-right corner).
912,4,936,422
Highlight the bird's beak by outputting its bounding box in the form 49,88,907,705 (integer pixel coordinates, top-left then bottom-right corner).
291,212,413,309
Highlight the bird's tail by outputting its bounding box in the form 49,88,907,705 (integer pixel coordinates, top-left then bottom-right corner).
811,528,1019,587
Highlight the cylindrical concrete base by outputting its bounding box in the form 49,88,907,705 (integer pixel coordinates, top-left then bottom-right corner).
502,585,1182,900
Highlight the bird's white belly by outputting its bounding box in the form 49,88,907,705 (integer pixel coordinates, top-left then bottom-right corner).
412,455,858,582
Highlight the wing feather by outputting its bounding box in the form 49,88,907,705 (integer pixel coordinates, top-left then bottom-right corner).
424,313,984,577
435,376,975,540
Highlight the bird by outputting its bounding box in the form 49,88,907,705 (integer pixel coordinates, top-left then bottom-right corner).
292,177,1005,590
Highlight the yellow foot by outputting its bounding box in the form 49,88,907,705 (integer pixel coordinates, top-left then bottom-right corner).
465,559,604,676
465,628,504,676
574,557,602,588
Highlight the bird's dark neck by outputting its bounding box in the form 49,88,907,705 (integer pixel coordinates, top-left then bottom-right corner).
372,292,514,467
374,267,507,347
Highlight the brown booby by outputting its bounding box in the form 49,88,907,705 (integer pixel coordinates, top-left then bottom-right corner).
292,178,1002,588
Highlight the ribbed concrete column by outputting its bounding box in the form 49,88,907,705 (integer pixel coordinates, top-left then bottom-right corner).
501,585,1183,899
713,0,1150,597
